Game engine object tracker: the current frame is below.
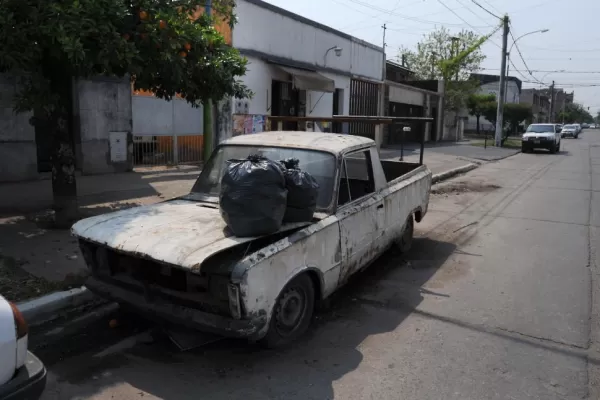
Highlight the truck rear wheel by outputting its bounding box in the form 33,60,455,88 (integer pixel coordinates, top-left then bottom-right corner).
396,215,414,253
259,274,315,348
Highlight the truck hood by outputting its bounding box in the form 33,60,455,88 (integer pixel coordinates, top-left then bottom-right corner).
72,199,308,271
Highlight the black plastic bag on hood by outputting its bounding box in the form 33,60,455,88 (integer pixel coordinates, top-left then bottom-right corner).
279,158,320,223
219,155,287,237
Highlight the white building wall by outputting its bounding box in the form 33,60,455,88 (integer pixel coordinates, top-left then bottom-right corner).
388,85,424,106
233,0,383,80
229,0,383,136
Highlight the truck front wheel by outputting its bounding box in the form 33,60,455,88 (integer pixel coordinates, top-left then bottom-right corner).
259,274,315,348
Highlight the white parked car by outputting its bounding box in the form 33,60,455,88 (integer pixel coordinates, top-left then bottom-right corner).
0,295,46,400
521,123,561,153
561,124,579,138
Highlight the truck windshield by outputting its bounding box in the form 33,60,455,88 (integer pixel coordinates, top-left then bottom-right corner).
190,145,337,209
526,125,555,133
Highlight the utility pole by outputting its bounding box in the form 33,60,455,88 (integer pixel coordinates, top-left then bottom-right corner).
451,37,460,81
494,15,509,147
376,23,387,149
430,51,436,79
549,81,555,122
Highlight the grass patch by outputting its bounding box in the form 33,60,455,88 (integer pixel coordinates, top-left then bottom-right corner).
0,254,87,303
469,137,522,149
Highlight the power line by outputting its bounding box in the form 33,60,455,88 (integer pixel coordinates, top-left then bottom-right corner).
470,0,502,19
340,0,493,27
337,0,427,31
435,0,502,49
508,26,545,85
480,68,600,74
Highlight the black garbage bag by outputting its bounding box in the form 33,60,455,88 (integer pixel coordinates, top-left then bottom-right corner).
219,155,287,237
280,158,320,223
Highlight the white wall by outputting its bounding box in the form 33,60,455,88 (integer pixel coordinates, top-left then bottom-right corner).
240,56,351,118
388,85,424,106
234,0,383,80
478,81,520,104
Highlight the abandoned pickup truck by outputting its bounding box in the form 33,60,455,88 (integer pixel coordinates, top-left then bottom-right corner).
72,131,432,347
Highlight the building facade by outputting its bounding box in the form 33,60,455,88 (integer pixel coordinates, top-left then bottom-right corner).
520,88,550,123
464,73,522,133
229,0,384,139
0,75,132,182
384,62,441,144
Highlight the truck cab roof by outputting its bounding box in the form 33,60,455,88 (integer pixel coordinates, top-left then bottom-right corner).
222,131,374,156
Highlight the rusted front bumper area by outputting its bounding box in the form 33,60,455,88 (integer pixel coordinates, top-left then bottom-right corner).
86,278,267,339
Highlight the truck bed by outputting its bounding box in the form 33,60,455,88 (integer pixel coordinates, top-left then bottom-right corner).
380,160,422,183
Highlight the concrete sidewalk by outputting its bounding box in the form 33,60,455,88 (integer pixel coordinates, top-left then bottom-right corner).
0,151,483,302
0,165,201,216
381,140,520,162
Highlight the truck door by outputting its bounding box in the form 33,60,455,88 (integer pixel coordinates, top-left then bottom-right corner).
336,149,383,284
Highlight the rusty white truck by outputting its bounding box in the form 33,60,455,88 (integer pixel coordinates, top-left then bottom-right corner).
72,131,432,348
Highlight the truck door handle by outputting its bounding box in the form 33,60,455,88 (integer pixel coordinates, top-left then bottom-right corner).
377,204,384,210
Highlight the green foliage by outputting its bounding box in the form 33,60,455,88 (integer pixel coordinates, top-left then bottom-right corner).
504,103,533,133
398,27,488,111
466,93,496,118
479,100,532,139
399,27,487,81
0,0,250,114
558,103,594,124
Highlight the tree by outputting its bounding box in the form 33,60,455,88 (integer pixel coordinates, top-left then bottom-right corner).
399,27,487,111
466,93,496,135
0,0,250,225
558,103,594,124
480,101,531,144
504,103,533,135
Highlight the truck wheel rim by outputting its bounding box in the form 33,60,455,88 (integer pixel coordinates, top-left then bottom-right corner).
275,287,306,336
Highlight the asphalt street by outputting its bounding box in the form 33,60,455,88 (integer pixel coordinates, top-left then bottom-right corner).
33,131,600,400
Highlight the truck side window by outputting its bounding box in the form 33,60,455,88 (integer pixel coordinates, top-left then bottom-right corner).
338,150,375,206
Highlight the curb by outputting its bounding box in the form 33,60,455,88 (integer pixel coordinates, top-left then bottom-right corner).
17,286,99,327
431,163,479,185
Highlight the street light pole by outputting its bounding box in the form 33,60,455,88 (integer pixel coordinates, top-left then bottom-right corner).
505,29,549,102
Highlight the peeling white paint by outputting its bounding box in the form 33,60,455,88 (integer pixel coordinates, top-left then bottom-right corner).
73,137,432,340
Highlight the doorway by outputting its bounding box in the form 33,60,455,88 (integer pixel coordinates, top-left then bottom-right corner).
271,80,299,131
332,89,344,133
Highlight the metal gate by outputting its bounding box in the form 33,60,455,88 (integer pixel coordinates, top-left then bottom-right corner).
132,134,204,167
349,79,379,138
132,94,204,167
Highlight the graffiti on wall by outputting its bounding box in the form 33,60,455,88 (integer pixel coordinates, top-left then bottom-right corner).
232,114,269,136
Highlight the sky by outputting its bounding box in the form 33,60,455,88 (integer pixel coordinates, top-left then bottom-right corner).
263,0,600,117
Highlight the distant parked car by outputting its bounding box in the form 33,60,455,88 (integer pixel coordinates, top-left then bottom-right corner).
522,123,561,153
581,123,589,129
561,124,579,138
0,295,46,400
573,123,582,133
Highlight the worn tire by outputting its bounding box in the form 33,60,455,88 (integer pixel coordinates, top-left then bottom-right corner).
259,274,315,349
396,214,414,253
521,146,528,153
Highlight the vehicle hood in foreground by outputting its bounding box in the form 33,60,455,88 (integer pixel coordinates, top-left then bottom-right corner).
72,200,309,271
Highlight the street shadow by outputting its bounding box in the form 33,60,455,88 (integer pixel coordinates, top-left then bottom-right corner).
46,237,456,400
0,168,200,218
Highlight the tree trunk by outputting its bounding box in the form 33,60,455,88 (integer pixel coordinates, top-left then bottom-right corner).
51,109,78,227
39,76,79,227
476,115,480,135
